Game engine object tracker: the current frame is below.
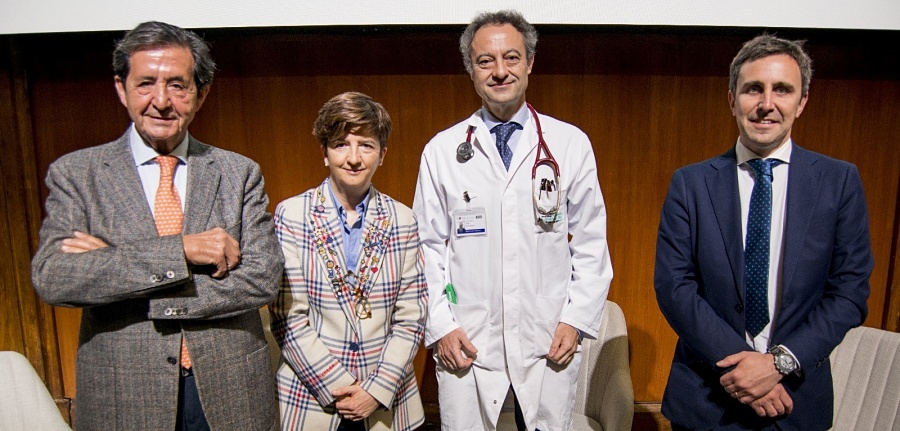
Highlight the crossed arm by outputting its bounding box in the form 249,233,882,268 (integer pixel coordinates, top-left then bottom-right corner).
31,158,283,319
61,228,240,277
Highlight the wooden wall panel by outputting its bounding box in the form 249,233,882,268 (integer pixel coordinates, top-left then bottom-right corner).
791,79,900,332
28,77,125,399
11,26,900,417
888,176,900,332
0,35,68,420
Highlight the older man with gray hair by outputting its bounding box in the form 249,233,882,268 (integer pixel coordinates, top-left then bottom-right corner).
32,21,283,430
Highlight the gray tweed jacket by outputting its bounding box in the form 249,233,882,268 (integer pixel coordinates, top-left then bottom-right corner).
31,131,284,430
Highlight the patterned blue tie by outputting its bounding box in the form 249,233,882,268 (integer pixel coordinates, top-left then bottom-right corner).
745,158,781,336
491,122,522,170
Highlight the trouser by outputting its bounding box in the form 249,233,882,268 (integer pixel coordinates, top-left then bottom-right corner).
176,368,210,431
338,418,367,430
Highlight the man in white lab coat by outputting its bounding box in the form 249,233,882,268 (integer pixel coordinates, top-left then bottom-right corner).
412,10,614,431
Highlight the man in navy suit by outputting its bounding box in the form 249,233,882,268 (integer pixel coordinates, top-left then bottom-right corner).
654,34,873,430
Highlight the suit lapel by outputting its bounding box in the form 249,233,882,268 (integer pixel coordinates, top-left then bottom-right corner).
100,134,158,237
354,190,391,299
183,138,220,235
308,181,358,329
781,145,819,299
706,149,745,299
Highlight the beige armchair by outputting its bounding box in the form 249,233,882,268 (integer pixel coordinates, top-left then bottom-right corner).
498,300,634,430
830,325,900,431
0,351,71,430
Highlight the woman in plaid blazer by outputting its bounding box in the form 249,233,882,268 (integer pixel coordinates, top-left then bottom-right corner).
271,92,427,431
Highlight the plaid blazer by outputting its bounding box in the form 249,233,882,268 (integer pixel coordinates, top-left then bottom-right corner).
271,180,427,431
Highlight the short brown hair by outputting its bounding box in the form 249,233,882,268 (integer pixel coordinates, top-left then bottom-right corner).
729,34,812,97
313,92,392,149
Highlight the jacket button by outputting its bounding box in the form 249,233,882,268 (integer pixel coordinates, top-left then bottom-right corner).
734,303,744,313
167,357,178,365
349,342,359,352
164,308,174,316
151,274,160,282
166,270,176,279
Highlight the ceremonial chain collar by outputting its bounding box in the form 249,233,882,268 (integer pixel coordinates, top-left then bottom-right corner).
311,186,391,319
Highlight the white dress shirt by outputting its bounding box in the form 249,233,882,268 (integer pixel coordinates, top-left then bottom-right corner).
736,139,791,354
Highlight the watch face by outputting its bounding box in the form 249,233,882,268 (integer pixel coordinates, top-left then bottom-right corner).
776,354,796,373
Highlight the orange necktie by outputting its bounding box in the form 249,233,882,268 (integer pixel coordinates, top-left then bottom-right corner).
154,155,192,369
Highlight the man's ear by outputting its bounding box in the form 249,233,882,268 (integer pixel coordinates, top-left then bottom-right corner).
727,91,736,115
114,76,128,108
796,92,809,118
195,85,211,110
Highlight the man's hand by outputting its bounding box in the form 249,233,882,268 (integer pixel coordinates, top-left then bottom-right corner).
547,322,580,365
61,231,108,253
436,328,478,371
182,227,240,278
718,351,781,404
332,384,379,421
749,383,793,417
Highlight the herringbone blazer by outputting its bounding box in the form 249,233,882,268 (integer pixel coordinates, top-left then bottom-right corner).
271,180,426,431
31,131,284,430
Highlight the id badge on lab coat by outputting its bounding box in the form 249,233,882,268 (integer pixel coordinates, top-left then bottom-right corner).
453,208,487,237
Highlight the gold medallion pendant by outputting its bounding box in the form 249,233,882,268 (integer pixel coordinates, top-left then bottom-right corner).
355,296,372,319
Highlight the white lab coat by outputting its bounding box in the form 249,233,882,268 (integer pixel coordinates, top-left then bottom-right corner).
413,107,613,431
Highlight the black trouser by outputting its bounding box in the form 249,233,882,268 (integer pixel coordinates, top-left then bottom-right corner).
338,418,366,430
513,391,541,431
176,368,210,431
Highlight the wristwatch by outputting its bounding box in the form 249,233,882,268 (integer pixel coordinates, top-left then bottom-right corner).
768,345,798,375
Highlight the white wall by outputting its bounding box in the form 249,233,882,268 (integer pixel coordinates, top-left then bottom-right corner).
1,0,899,35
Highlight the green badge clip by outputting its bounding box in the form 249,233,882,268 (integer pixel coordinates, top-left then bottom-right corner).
445,283,458,304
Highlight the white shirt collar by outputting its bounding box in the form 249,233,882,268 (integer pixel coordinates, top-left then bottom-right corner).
481,102,530,131
129,123,190,166
735,138,793,166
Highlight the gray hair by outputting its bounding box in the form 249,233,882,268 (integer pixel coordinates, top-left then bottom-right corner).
459,10,538,75
113,21,216,91
729,34,812,97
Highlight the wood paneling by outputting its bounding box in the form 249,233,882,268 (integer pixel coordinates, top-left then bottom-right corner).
887,175,900,333
0,35,68,421
5,25,900,425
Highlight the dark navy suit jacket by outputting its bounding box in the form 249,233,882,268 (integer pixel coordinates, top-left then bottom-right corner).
654,144,872,430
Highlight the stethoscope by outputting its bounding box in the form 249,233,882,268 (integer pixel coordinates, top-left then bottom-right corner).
456,103,562,223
